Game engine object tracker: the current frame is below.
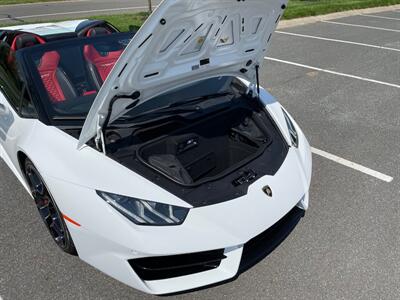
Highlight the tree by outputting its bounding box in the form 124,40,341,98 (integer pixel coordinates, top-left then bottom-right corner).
148,0,153,13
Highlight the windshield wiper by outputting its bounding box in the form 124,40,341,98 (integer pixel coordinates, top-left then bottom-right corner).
52,116,87,121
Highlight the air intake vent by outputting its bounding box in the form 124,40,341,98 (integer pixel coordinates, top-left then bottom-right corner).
129,249,226,281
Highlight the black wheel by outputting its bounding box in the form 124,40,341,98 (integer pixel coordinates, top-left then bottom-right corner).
24,158,77,255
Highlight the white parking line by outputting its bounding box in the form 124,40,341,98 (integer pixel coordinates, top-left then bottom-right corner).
360,14,400,21
0,6,149,21
322,20,400,33
275,31,400,52
311,147,393,183
264,57,400,89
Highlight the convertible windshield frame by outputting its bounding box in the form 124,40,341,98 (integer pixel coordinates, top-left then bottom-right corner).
18,32,135,126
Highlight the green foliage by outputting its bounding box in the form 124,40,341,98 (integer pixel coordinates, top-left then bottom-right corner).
91,12,150,32
93,1,400,31
1,1,399,29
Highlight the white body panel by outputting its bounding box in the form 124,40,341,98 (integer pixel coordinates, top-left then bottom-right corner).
0,3,311,293
0,91,36,193
0,83,312,294
0,20,88,36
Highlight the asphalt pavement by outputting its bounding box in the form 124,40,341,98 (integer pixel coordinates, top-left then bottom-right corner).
0,4,399,300
0,0,162,23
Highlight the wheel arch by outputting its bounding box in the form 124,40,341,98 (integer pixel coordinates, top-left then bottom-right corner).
15,150,35,194
20,150,78,255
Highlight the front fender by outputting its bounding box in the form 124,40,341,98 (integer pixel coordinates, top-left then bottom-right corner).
18,122,190,209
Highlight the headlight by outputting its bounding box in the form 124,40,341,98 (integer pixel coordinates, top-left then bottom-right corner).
282,108,299,148
97,191,189,226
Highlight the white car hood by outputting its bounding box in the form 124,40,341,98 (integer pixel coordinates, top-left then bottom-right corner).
78,0,287,148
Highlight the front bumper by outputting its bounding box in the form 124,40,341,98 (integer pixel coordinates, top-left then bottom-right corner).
67,192,309,295
127,205,305,294
53,136,312,295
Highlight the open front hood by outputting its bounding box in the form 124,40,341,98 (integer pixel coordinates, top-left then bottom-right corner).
78,0,288,148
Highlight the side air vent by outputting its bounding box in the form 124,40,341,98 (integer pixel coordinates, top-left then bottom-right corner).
144,72,159,78
138,34,152,48
184,34,192,43
117,63,128,77
200,58,210,66
195,23,204,32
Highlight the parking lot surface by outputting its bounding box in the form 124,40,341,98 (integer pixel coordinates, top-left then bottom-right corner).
0,8,399,300
0,0,162,23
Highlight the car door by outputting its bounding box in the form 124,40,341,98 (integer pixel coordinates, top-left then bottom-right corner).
0,42,37,169
0,89,15,146
0,50,20,153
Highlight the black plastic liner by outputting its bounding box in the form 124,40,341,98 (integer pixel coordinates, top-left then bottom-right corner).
128,206,304,282
129,249,226,281
239,206,305,273
108,98,288,207
137,107,271,186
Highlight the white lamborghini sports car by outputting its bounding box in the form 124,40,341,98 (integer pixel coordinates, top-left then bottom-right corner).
0,0,312,295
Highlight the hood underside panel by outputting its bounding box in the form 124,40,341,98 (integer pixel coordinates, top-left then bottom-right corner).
78,0,288,147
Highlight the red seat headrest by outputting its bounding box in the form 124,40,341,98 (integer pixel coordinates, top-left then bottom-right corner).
11,33,45,51
86,27,111,37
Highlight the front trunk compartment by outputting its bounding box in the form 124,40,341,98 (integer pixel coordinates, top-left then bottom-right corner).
137,107,273,186
105,95,289,207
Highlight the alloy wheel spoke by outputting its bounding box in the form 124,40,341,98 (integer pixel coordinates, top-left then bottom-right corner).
27,166,67,248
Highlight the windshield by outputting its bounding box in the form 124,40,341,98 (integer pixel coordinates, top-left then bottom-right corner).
21,32,134,121
119,76,240,122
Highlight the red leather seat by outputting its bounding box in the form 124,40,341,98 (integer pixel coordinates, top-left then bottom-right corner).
11,33,45,51
37,51,75,103
83,27,123,89
10,33,77,103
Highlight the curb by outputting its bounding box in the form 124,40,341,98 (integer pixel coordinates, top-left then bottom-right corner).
278,4,400,29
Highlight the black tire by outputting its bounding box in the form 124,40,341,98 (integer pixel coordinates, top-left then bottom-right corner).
24,158,77,255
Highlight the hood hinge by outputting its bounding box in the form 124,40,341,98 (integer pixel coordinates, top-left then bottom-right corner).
95,114,107,154
255,64,261,96
247,65,261,99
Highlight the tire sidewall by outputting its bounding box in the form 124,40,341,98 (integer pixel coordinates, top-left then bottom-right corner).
24,158,77,255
